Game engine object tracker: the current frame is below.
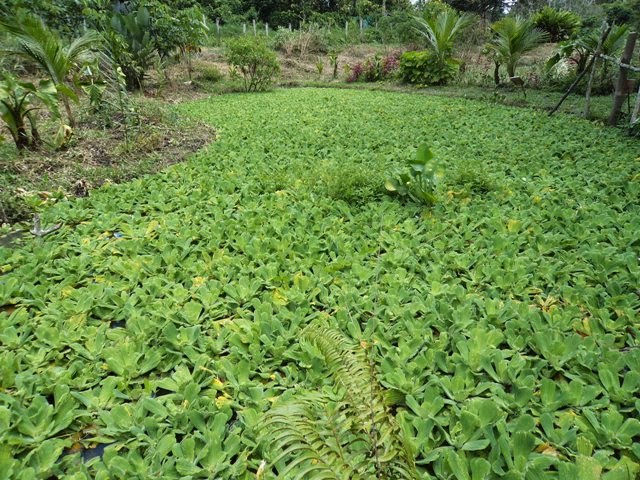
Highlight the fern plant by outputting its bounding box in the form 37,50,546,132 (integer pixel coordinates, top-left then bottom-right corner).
260,323,418,480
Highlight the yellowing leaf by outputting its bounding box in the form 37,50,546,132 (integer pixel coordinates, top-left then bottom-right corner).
272,289,288,306
507,219,520,232
145,220,160,237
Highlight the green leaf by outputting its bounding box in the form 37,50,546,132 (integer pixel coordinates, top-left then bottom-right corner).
446,449,470,480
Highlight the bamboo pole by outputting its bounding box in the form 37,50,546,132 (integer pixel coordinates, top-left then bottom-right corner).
608,31,637,126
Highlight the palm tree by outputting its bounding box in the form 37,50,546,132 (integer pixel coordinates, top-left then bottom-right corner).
1,15,101,127
414,10,474,65
485,16,549,84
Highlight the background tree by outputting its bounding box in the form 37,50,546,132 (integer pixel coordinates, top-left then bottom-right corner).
444,0,505,22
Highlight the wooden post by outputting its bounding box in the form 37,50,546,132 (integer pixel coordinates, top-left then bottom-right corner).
584,22,612,119
359,18,363,34
631,81,640,126
345,21,348,37
608,31,637,126
288,23,292,32
252,19,256,36
243,23,246,34
265,23,269,36
215,18,220,38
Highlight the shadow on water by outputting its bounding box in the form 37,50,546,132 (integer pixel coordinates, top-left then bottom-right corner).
0,230,26,249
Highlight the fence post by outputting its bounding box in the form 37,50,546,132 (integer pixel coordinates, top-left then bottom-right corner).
631,81,640,126
608,31,637,126
265,23,269,36
345,21,348,37
215,18,220,38
289,23,292,32
253,19,256,36
243,23,246,35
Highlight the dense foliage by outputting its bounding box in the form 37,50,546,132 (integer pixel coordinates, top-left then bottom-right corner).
1,89,639,478
400,50,460,85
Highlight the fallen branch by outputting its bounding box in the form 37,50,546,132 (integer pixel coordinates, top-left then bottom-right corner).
30,214,62,237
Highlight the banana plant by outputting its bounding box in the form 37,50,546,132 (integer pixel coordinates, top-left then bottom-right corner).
0,73,60,151
107,7,157,90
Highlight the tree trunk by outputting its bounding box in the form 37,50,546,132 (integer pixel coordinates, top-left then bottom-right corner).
608,31,637,126
27,112,41,148
62,96,75,128
15,119,29,150
493,61,500,85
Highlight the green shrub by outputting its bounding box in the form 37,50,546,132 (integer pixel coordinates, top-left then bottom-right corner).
399,50,459,85
533,7,581,42
226,37,280,92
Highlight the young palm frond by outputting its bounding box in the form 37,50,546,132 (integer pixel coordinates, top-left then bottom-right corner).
414,10,474,63
0,15,101,126
486,16,549,79
582,24,629,57
260,323,418,480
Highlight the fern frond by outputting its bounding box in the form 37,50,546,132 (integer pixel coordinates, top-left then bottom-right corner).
261,323,419,479
263,393,354,479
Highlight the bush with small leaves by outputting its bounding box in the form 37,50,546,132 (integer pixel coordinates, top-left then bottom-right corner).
226,37,280,92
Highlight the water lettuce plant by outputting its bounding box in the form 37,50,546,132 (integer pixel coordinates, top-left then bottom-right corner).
1,89,639,479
